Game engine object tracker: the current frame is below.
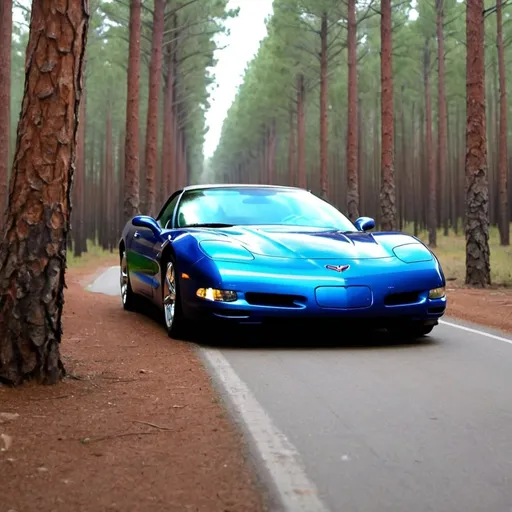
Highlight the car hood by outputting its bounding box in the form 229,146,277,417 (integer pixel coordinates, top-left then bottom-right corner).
192,226,423,260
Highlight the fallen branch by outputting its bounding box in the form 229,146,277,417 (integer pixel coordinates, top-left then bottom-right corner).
30,395,72,401
132,420,174,431
80,431,164,444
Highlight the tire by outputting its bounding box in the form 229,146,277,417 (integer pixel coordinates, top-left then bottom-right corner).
162,255,189,339
388,323,434,340
120,250,140,312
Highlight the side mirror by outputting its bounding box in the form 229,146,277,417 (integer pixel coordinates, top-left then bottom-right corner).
354,216,375,232
132,215,161,235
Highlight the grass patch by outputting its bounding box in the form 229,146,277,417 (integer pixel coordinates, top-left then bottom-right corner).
66,240,118,269
407,224,512,287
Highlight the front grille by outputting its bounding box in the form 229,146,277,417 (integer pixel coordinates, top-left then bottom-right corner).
384,291,421,306
245,292,305,308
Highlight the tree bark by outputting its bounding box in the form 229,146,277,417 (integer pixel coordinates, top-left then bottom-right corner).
496,0,509,246
144,0,165,217
123,0,141,222
73,67,87,257
379,0,396,231
162,44,175,199
105,107,114,251
0,0,12,233
465,0,491,287
0,0,89,386
346,0,359,221
424,38,437,248
319,11,329,200
436,0,448,237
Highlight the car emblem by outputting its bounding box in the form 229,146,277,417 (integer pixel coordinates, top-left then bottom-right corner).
325,264,350,273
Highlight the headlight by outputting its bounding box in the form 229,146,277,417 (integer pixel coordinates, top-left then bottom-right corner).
428,287,446,299
199,240,254,262
393,243,433,263
196,288,238,302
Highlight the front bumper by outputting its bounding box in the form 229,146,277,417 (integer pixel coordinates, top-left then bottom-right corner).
179,256,447,326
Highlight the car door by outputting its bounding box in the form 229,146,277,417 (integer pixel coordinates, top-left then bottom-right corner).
128,223,161,299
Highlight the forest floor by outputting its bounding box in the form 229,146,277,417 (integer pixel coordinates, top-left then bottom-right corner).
0,236,510,512
0,253,267,512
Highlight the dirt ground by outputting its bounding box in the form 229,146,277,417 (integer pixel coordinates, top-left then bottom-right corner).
0,257,266,512
0,258,510,512
446,286,512,333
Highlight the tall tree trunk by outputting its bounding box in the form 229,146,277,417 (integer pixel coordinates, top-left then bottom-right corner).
88,135,96,243
358,98,365,215
117,131,125,238
162,44,175,199
0,0,89,386
105,108,114,251
465,0,490,287
0,0,12,232
436,0,448,237
319,11,329,199
100,137,107,250
288,109,296,186
346,0,359,221
497,0,509,246
424,38,437,248
296,74,306,189
144,0,165,217
123,0,141,222
400,85,407,226
379,0,396,231
73,73,87,257
268,119,276,184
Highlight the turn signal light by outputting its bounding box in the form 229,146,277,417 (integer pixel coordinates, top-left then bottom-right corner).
196,288,238,302
428,287,446,299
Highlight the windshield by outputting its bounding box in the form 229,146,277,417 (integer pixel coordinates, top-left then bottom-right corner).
175,187,356,230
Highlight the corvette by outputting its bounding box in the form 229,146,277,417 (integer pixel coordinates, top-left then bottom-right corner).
119,184,446,339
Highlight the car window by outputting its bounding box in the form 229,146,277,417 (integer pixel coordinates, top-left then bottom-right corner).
175,187,356,230
157,194,180,228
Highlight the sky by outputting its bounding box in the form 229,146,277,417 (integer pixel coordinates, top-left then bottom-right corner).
203,0,274,159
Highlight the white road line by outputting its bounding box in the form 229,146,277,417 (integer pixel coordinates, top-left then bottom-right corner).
201,348,330,512
439,320,512,345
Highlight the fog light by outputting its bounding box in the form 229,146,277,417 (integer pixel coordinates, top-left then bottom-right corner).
428,287,446,299
196,288,237,302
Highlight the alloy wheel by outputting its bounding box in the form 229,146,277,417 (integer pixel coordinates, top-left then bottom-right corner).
120,253,129,305
163,261,176,329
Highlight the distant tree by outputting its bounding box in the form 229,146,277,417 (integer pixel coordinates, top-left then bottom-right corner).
0,0,89,385
465,0,490,287
0,0,12,232
496,0,509,246
123,0,142,222
380,0,396,231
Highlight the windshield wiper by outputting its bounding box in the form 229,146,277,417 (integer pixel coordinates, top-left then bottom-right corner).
185,223,234,228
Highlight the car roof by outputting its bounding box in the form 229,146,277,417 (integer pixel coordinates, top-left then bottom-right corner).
181,183,307,192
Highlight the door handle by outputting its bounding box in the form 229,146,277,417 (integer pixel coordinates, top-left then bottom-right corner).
134,231,141,239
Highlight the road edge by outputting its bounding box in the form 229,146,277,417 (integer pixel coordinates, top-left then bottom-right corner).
200,346,331,512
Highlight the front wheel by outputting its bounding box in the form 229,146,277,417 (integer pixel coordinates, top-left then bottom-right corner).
162,257,189,339
120,251,140,311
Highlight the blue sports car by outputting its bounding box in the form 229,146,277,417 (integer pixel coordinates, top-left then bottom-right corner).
119,184,446,339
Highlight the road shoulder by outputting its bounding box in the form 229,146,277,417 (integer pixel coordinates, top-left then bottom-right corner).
446,286,512,333
0,259,266,512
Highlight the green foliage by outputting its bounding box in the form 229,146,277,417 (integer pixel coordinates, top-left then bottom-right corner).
209,0,512,195
10,0,237,187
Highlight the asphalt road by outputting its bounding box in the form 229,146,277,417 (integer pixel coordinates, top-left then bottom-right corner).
90,267,512,512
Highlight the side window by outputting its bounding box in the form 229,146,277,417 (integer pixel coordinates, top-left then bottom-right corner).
157,195,180,228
